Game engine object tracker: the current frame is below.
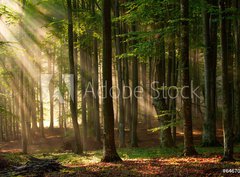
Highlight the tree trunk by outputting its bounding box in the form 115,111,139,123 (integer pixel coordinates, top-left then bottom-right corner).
86,52,94,138
101,0,122,162
114,0,125,148
122,23,132,135
153,32,174,148
31,85,38,132
141,63,147,128
202,0,219,147
234,0,240,142
180,0,198,156
20,70,28,154
80,49,88,151
167,33,177,145
39,72,45,138
20,0,28,154
67,0,83,155
49,55,54,131
59,62,63,129
91,0,101,143
147,58,153,129
220,0,235,161
131,21,139,148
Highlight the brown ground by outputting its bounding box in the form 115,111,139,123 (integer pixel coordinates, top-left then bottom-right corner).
0,122,238,177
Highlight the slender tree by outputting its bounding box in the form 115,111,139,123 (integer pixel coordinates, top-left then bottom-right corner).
114,0,125,148
79,0,87,151
49,53,54,131
19,0,28,154
131,22,139,148
91,0,101,143
67,0,83,154
39,70,45,138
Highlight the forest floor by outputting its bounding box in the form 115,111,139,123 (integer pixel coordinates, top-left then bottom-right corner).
0,127,240,176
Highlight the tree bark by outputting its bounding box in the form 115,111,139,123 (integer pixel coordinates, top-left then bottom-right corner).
142,63,147,128
20,70,28,154
80,49,88,151
91,0,101,143
101,0,122,162
180,0,198,156
167,33,177,146
114,0,125,148
202,0,219,147
234,0,240,143
154,33,174,148
39,71,45,138
20,0,28,154
220,0,235,161
49,54,54,131
131,22,139,148
67,0,83,154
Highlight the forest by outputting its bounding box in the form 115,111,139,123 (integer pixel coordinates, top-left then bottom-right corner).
0,0,240,176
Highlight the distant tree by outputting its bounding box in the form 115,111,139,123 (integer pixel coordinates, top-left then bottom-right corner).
39,67,45,138
20,0,28,154
91,0,101,143
131,17,139,148
49,52,54,131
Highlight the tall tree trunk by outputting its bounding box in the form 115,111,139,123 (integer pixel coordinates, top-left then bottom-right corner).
25,78,32,144
202,0,219,146
59,62,63,129
220,0,235,161
122,23,132,135
153,32,174,148
31,85,38,132
49,55,54,131
141,63,147,128
86,53,94,137
147,57,153,129
20,70,28,153
91,0,101,143
67,0,83,154
20,0,28,154
39,72,45,138
180,0,198,156
167,33,177,145
131,22,139,148
80,49,88,150
114,0,125,148
101,0,122,162
234,0,240,142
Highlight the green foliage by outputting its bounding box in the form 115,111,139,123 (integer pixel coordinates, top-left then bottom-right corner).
150,118,182,133
0,4,20,24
